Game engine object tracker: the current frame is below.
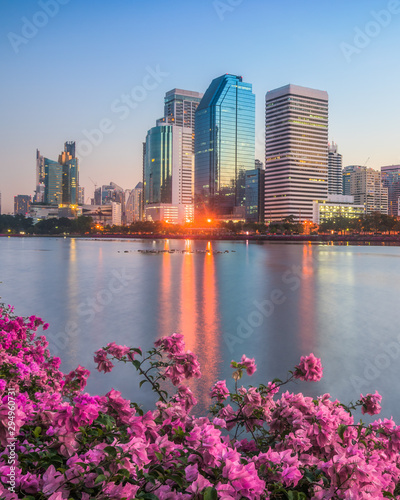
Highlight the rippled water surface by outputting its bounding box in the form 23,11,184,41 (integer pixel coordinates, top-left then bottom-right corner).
1,237,400,418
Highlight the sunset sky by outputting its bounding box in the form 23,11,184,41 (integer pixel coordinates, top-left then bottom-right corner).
1,0,399,212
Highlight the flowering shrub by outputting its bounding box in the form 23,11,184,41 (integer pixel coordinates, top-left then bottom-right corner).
1,303,400,499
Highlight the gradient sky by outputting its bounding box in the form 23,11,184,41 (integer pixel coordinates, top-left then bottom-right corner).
1,0,399,213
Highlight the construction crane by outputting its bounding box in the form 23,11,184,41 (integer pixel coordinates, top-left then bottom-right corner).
363,157,370,167
89,177,98,191
89,177,99,202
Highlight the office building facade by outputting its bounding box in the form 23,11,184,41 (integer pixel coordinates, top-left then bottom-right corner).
342,165,362,196
144,122,194,223
245,168,265,223
14,195,31,216
312,194,365,224
350,167,388,214
328,142,342,195
381,165,400,216
41,142,79,206
264,84,329,222
194,74,255,219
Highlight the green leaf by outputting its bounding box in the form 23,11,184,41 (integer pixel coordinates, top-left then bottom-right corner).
131,360,141,370
337,424,348,441
383,492,395,498
33,426,42,438
104,446,117,457
94,474,107,484
170,475,184,488
139,379,148,388
203,487,218,500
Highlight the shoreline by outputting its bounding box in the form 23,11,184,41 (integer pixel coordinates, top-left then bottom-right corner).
1,233,400,245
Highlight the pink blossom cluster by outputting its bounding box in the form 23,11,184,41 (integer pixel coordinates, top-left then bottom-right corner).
1,304,400,499
294,352,323,382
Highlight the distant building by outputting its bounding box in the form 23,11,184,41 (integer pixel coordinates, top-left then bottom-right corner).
245,168,265,223
328,142,342,195
29,205,59,223
42,142,79,206
265,84,329,222
94,182,124,205
194,74,255,219
35,149,46,203
126,182,143,223
78,186,85,205
381,165,400,217
44,158,63,205
343,165,362,196
350,167,388,215
81,203,121,226
14,195,31,216
312,194,365,224
162,88,203,129
144,123,194,223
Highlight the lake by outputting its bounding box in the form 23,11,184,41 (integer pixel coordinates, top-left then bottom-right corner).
1,236,400,419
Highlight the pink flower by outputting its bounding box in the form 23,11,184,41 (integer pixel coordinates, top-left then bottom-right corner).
106,341,131,360
294,353,323,382
154,333,185,356
231,355,257,376
210,380,230,402
360,391,382,415
93,349,114,373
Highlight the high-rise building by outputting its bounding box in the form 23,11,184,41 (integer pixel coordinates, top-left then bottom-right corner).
125,182,144,224
163,89,203,129
59,150,78,206
264,84,328,222
35,150,46,203
381,165,400,216
41,142,79,206
342,165,362,196
144,123,194,223
194,74,255,219
14,195,31,215
78,186,85,205
328,142,342,195
44,158,63,205
350,167,388,214
94,182,125,206
245,168,265,223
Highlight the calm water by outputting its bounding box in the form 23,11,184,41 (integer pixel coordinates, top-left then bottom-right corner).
1,237,400,419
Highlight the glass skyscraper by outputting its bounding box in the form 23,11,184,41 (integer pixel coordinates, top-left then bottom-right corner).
194,74,255,218
144,125,173,205
44,158,63,205
381,165,400,216
42,141,79,206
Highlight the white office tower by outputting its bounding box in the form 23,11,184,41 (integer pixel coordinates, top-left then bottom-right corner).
350,167,388,215
163,89,203,129
265,84,329,222
328,142,343,195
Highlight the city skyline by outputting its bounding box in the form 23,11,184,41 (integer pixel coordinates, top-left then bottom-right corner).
1,0,400,212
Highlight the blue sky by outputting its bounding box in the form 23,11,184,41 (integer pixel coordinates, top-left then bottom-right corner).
1,0,399,212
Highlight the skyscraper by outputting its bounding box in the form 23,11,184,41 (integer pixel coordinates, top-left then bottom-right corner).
264,84,328,222
144,123,194,222
14,195,31,215
163,89,203,129
350,167,388,215
381,165,400,216
194,74,255,219
42,142,79,206
328,142,342,195
44,158,63,205
342,165,362,195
